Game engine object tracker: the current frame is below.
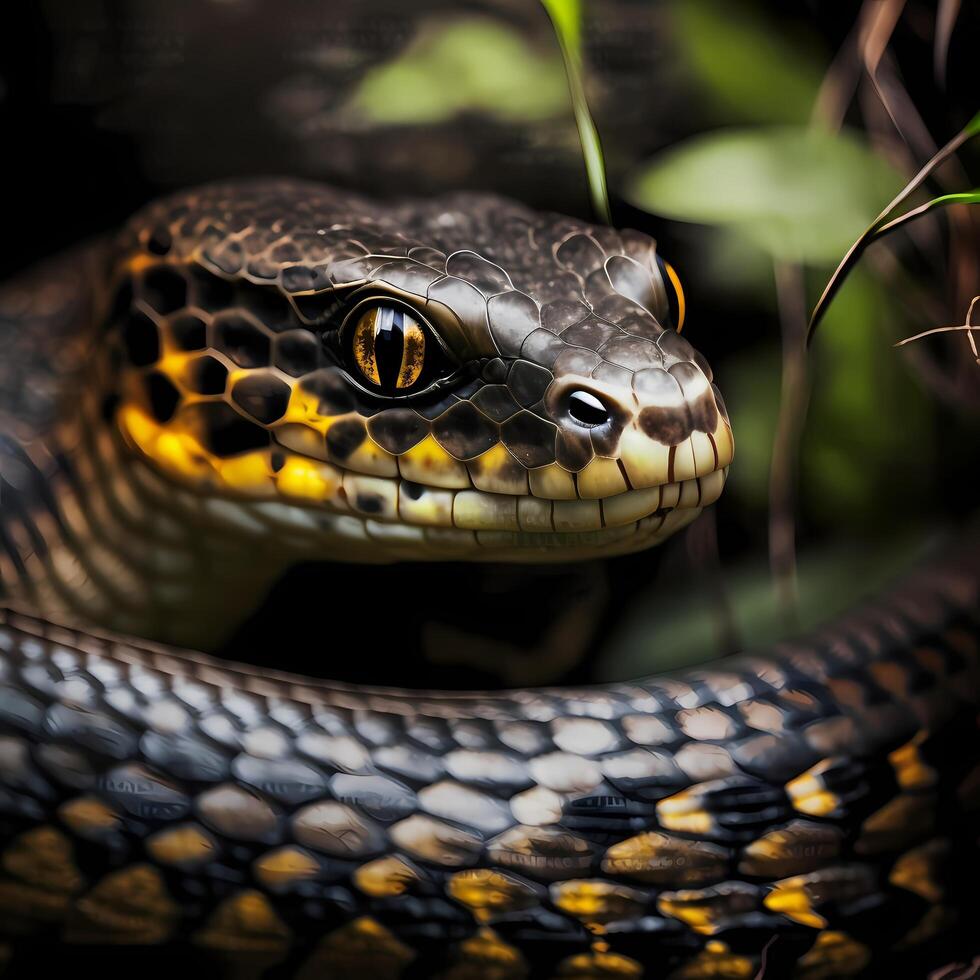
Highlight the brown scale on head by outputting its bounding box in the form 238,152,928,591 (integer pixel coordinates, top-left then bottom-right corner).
105,178,733,562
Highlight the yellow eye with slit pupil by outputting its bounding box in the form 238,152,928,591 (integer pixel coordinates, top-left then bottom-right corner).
351,305,426,391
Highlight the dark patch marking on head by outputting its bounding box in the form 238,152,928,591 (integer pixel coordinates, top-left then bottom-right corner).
325,417,367,461
231,372,292,425
145,372,181,423
690,390,719,433
169,312,207,351
638,405,692,447
300,369,355,417
471,385,522,422
501,411,559,469
122,310,160,367
142,266,188,317
185,402,270,457
275,331,322,377
367,409,427,456
212,314,271,368
185,356,229,396
555,430,594,471
356,494,383,514
668,363,719,435
508,360,553,408
433,401,499,461
712,384,729,423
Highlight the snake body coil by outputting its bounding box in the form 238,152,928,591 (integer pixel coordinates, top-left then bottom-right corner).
0,180,977,977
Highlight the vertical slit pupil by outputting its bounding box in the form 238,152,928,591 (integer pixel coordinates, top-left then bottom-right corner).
373,307,405,390
351,304,432,393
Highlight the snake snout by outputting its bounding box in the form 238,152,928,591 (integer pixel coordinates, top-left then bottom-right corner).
543,354,733,504
623,360,733,494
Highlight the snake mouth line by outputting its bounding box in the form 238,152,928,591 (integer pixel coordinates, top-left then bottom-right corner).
217,466,730,561
332,467,728,534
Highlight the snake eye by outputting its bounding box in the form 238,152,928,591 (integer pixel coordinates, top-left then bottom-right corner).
655,255,686,333
346,302,448,395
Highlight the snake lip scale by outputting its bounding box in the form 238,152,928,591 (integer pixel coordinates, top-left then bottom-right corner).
0,178,976,978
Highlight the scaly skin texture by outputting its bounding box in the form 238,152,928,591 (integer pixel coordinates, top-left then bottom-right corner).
0,179,977,977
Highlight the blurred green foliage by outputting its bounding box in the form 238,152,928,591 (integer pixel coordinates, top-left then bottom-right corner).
349,17,568,125
541,0,611,222
627,127,902,263
724,272,934,528
670,0,825,125
540,0,583,52
626,121,933,533
599,532,930,679
614,0,950,669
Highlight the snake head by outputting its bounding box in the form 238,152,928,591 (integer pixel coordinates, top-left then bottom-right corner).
108,179,732,562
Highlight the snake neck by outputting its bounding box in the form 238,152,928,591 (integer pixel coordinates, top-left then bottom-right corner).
0,381,294,650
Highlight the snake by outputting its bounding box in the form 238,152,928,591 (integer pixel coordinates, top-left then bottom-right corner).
0,178,977,978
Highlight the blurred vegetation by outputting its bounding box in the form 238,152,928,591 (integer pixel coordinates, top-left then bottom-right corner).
669,0,825,125
602,532,933,678
721,271,934,526
349,17,568,125
627,128,902,262
541,0,611,222
598,0,976,672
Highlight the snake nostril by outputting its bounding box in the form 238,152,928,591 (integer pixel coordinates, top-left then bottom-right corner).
567,390,610,428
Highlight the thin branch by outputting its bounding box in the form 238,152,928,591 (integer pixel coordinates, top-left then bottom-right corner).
874,191,980,236
808,115,980,342
685,507,739,655
753,936,778,980
894,297,980,365
810,12,863,131
861,1,942,167
895,323,980,344
769,262,810,627
935,0,962,87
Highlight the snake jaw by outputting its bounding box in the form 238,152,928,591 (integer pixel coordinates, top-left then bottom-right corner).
118,386,731,562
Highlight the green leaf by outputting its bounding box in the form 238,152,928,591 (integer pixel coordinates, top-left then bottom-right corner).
540,0,582,54
349,17,568,125
670,0,825,124
625,126,903,263
872,188,980,237
541,0,611,223
809,117,980,342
